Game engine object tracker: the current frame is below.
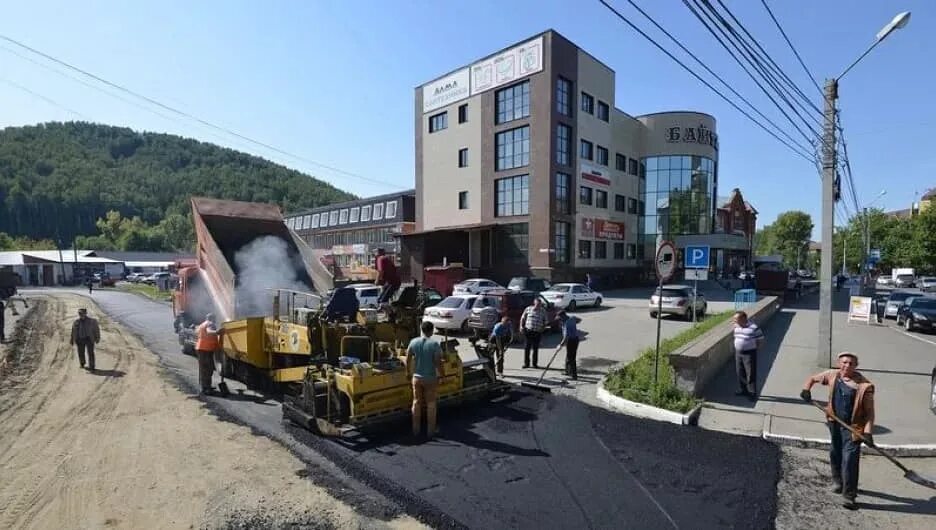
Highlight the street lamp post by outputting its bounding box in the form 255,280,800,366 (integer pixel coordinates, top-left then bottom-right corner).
818,12,909,367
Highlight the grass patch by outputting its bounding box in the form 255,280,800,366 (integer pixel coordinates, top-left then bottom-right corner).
604,311,734,413
117,283,172,302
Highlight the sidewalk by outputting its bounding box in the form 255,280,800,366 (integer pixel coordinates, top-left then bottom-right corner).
700,289,936,452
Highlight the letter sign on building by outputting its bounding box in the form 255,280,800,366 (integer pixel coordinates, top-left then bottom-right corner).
422,67,471,113
665,123,718,151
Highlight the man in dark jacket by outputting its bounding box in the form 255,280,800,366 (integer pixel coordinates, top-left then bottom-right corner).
71,308,101,371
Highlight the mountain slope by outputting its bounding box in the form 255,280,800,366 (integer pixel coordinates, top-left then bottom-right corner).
0,122,355,242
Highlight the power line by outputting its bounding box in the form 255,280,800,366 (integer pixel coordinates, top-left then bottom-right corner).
0,77,90,120
759,0,823,95
684,0,821,151
595,0,815,164
618,0,814,156
0,34,404,191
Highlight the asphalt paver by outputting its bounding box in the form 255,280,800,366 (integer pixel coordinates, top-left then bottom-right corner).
49,289,782,529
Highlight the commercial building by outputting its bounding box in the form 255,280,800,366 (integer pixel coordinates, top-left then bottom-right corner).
286,191,416,281
406,29,741,286
0,250,122,286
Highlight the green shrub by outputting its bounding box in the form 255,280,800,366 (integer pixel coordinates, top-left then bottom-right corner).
604,311,734,413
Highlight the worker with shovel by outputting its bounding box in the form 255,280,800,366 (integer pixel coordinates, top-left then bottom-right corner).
800,352,875,510
195,313,220,395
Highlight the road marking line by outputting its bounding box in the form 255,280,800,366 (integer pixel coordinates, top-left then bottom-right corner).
888,326,936,347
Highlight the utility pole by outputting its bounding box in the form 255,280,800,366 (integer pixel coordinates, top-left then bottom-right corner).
818,79,837,367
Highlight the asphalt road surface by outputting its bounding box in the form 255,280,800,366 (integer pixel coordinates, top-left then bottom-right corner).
38,289,782,529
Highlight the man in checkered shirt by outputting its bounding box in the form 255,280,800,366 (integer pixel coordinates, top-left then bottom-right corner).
520,297,548,368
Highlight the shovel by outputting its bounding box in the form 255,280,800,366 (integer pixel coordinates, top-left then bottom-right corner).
810,401,936,490
217,351,230,396
521,344,565,393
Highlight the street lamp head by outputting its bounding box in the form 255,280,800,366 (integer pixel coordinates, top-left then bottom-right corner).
876,11,911,42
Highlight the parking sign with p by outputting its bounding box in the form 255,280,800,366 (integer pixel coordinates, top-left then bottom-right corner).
685,245,710,269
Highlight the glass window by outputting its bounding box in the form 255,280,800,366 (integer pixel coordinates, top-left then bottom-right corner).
458,191,469,210
595,190,608,209
639,200,645,215
595,241,607,259
554,221,570,263
361,205,371,222
627,243,637,259
640,161,646,179
495,174,529,217
458,148,469,168
297,215,308,230
578,240,592,259
556,124,572,166
495,126,530,171
597,101,609,122
555,172,571,215
628,158,639,176
556,77,572,116
580,92,594,114
580,139,593,160
616,153,626,171
596,145,608,166
628,197,638,214
496,223,529,263
614,242,624,260
319,213,328,228
373,203,384,220
495,80,530,124
458,103,468,124
385,201,397,219
311,214,320,228
339,209,349,225
615,194,626,212
429,112,447,133
328,210,338,226
580,186,593,206
349,208,360,223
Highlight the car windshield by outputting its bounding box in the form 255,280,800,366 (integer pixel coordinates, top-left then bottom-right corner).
897,275,914,281
472,296,499,309
436,297,464,309
656,288,688,297
911,298,936,310
550,285,572,293
889,292,913,302
923,278,936,282
508,278,524,288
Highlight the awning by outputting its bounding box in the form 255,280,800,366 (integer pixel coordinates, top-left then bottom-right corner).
397,223,498,238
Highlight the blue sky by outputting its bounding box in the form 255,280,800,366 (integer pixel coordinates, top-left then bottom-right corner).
1,0,932,234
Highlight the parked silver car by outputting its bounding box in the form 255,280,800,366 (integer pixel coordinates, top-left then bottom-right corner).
919,277,936,293
895,274,916,288
884,291,915,319
649,285,707,320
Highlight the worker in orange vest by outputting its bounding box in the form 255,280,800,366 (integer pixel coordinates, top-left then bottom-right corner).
195,313,220,395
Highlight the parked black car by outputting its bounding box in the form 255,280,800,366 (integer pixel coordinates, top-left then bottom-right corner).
896,296,936,333
506,276,552,293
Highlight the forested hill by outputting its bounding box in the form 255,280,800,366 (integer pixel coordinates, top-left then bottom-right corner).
0,122,355,242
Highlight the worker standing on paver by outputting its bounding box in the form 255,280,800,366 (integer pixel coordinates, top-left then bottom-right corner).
407,321,443,439
557,310,580,380
520,297,547,369
70,308,101,372
195,313,220,395
732,310,764,401
489,316,512,376
800,352,875,510
375,248,400,305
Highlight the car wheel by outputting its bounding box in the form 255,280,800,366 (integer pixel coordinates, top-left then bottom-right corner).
685,308,692,321
460,319,469,334
594,297,602,308
650,312,657,319
930,375,936,415
567,300,577,312
906,317,915,332
699,305,706,319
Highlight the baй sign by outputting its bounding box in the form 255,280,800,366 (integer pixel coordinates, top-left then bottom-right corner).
595,220,624,240
665,123,719,151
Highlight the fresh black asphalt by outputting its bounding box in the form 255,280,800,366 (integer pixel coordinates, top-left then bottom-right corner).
46,289,781,529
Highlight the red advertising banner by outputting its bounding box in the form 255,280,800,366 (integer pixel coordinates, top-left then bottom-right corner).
595,219,625,240
581,172,611,186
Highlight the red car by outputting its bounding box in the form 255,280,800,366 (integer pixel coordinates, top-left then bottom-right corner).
466,289,559,334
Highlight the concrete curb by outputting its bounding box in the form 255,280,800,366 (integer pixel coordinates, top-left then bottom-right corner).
762,415,936,457
596,379,702,426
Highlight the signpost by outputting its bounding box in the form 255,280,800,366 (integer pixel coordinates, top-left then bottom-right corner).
848,296,873,324
653,241,676,394
684,245,710,324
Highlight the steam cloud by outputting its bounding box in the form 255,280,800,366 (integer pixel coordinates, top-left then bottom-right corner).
234,236,312,318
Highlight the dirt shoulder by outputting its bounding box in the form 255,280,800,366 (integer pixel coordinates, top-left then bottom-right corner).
0,295,423,530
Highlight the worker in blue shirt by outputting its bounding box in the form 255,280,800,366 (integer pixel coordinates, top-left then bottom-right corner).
489,316,512,375
558,310,580,380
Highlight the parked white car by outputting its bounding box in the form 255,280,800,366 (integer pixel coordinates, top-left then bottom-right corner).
920,277,936,293
423,295,478,332
453,278,502,295
649,285,707,320
876,276,895,287
540,283,603,311
346,283,381,307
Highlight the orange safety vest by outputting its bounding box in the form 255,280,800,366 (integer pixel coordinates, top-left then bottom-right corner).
195,321,220,351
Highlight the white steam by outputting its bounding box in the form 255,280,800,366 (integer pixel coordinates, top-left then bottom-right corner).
234,236,311,318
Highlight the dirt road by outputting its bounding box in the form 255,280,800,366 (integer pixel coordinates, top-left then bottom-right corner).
0,295,422,530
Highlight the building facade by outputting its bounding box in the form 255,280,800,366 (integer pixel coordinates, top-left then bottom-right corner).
408,29,739,286
286,191,416,281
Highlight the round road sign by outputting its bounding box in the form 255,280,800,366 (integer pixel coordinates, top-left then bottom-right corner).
656,241,676,281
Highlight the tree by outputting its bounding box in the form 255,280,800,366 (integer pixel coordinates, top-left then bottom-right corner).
771,211,813,269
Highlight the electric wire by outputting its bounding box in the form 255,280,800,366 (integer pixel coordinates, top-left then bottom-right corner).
759,0,823,95
0,34,404,191
0,77,90,120
596,0,816,164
